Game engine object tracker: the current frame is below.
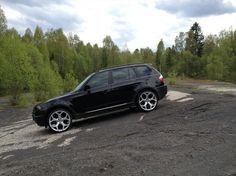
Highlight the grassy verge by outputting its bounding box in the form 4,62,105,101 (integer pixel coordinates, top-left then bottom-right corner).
0,93,35,111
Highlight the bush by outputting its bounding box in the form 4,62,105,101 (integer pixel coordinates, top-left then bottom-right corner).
17,93,35,107
34,65,63,102
0,35,35,105
167,72,178,85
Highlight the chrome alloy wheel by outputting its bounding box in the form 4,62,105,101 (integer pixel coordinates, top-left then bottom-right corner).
48,109,72,132
138,91,157,111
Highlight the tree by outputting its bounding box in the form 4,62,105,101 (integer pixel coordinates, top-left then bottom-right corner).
24,44,63,101
91,44,102,71
132,49,143,63
185,22,204,57
165,46,175,72
102,36,119,66
63,72,78,92
101,47,108,68
68,33,81,47
141,47,155,66
175,32,185,52
0,6,7,36
103,35,114,50
156,39,165,72
203,34,217,56
206,50,226,80
34,26,49,60
0,31,35,105
46,28,74,78
34,64,63,101
22,28,33,43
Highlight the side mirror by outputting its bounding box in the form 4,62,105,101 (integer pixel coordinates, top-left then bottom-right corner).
84,85,91,91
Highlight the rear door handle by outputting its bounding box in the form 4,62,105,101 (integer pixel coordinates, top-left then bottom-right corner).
103,90,108,94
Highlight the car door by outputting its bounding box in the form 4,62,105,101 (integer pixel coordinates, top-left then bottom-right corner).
108,67,137,106
72,71,110,113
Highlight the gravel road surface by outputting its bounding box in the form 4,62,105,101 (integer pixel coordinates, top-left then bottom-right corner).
0,81,236,176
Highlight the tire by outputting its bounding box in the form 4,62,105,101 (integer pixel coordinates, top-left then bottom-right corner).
48,109,72,133
137,90,158,112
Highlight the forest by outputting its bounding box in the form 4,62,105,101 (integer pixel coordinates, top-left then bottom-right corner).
0,6,236,105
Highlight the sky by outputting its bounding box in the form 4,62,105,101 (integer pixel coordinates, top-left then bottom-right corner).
1,0,236,51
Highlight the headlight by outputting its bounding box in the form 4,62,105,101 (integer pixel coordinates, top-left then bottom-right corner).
36,105,42,110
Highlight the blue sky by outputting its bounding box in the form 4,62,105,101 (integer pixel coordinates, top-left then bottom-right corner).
1,0,236,51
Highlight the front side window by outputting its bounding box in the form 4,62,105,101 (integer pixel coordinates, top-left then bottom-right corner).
112,68,129,83
86,71,108,88
135,66,152,77
74,73,94,91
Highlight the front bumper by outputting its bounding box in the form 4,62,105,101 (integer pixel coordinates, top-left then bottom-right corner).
157,85,167,100
32,107,47,127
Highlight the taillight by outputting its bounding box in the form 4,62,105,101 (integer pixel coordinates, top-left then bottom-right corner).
159,75,164,83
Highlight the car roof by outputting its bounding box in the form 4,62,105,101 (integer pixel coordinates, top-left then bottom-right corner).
98,63,152,72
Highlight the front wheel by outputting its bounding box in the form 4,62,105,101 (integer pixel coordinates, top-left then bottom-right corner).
137,90,158,112
48,109,72,133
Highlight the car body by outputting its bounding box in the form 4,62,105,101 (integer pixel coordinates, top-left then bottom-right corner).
32,63,167,132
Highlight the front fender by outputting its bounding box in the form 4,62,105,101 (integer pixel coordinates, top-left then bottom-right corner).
46,100,76,119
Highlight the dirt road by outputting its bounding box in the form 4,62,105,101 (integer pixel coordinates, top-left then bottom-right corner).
0,81,236,176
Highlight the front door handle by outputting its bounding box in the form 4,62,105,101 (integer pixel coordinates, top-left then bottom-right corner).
111,87,119,91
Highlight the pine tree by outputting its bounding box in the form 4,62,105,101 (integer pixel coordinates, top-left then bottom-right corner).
22,28,33,43
156,39,165,72
185,22,204,57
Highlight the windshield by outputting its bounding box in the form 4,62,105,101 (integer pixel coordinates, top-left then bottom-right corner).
74,73,94,91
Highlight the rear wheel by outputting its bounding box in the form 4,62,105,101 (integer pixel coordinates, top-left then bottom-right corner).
48,109,72,133
137,90,158,112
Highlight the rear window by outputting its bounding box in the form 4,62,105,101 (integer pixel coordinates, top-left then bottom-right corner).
134,66,152,77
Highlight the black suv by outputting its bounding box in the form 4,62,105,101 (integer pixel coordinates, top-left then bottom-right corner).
33,64,167,132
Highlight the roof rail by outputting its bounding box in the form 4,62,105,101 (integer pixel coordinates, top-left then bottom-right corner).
99,63,152,72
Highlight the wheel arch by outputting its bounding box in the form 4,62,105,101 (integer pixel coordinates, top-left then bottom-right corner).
135,87,159,102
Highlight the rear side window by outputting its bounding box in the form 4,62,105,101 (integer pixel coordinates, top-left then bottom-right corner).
151,67,161,76
112,68,129,83
134,66,152,77
129,67,136,79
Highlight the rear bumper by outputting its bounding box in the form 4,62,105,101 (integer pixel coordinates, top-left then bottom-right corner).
157,85,167,100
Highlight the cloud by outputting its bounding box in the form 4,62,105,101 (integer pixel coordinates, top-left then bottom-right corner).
2,0,68,7
110,12,135,47
1,0,82,33
1,0,236,51
156,0,236,17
